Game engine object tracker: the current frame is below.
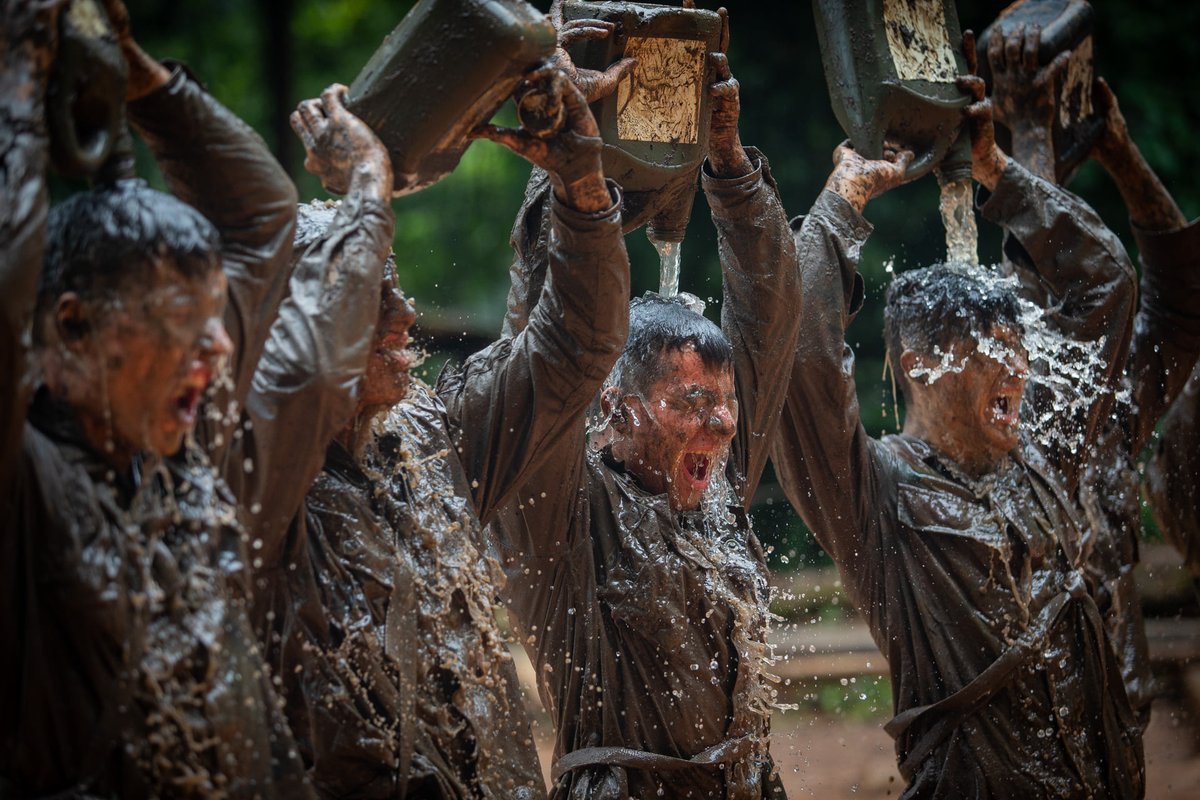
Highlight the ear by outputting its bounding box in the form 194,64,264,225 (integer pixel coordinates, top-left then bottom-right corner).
54,293,93,351
899,349,922,383
601,385,630,432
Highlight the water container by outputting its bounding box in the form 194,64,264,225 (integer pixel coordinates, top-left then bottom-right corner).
46,0,128,179
978,0,1099,185
561,0,723,242
346,0,557,196
812,0,974,182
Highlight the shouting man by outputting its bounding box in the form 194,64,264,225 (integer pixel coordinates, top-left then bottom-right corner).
770,69,1145,796
490,48,801,798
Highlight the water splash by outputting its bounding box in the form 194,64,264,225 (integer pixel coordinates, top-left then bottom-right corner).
652,237,683,298
954,262,1120,456
939,178,979,267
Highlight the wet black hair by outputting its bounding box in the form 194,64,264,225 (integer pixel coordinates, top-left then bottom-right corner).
883,265,1023,394
37,179,220,341
607,294,733,396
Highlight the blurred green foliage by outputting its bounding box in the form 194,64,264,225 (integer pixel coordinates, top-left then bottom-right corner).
114,0,1200,568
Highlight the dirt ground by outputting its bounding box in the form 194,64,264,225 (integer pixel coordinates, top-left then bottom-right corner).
528,695,1200,798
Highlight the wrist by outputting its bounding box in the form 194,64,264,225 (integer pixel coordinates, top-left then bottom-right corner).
348,159,393,202
707,139,753,179
973,149,1008,191
554,171,611,214
825,171,871,214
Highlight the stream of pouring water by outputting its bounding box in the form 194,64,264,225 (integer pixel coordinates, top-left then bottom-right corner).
653,237,682,298
939,177,979,266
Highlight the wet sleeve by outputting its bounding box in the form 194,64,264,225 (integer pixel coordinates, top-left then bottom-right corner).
439,183,629,529
701,147,802,505
227,195,393,568
500,168,554,338
979,160,1137,488
1144,363,1200,576
1124,219,1200,453
0,11,50,488
127,64,299,463
768,189,895,628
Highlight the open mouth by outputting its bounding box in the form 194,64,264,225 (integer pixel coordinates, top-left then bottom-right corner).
173,385,203,425
682,452,712,487
989,393,1020,428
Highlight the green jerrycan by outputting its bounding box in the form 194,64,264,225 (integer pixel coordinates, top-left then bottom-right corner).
812,0,974,182
561,0,723,244
346,0,556,196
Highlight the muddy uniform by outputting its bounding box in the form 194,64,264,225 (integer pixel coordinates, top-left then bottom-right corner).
771,162,1144,798
1072,217,1200,722
1145,361,1200,578
243,189,630,798
0,44,310,799
492,153,800,799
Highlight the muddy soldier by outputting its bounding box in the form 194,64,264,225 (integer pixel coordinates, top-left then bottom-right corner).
770,69,1145,796
232,73,630,797
986,20,1200,723
490,45,801,799
0,0,313,796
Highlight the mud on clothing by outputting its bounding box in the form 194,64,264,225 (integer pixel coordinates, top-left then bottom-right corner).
492,152,801,799
771,163,1145,798
0,51,310,797
244,188,630,797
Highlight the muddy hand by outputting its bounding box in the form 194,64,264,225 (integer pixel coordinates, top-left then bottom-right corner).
1089,77,1133,168
291,84,391,198
987,22,1070,135
549,0,636,103
474,68,609,213
825,141,913,213
707,10,752,178
99,0,170,100
957,74,1008,191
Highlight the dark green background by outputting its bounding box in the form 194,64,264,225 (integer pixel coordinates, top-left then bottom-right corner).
106,0,1200,568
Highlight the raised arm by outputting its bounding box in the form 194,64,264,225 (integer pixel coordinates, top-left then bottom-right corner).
770,144,910,625
109,1,298,461
961,73,1137,487
1089,78,1200,452
701,48,801,504
441,72,629,528
0,0,56,486
227,87,394,566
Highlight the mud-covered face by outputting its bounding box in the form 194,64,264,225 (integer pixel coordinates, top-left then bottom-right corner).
358,266,418,410
82,260,231,461
615,346,737,511
915,324,1029,468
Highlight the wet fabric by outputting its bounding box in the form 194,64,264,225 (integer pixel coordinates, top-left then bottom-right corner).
1145,361,1200,576
0,55,310,797
244,188,630,798
771,163,1145,799
1063,216,1200,724
491,152,800,799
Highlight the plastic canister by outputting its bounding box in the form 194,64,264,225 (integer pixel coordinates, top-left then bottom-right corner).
346,0,557,197
561,0,723,242
812,0,973,182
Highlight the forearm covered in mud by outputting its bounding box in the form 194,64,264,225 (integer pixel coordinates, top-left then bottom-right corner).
127,64,299,425
703,147,801,503
770,189,891,620
980,160,1137,479
0,3,54,484
1124,218,1200,452
440,183,628,526
231,196,393,566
